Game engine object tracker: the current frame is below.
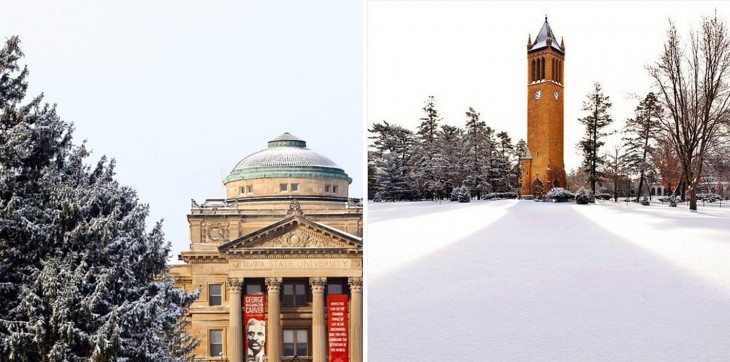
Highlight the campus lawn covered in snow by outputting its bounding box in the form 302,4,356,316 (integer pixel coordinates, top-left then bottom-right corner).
368,199,730,361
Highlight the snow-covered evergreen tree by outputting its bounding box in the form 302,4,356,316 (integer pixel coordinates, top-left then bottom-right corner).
413,96,443,199
513,139,527,193
375,152,417,201
622,92,662,202
575,187,591,204
438,125,468,199
458,185,471,203
578,82,614,195
0,36,198,362
464,107,491,199
368,121,418,199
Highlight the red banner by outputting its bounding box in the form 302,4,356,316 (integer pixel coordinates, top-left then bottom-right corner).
327,294,349,362
244,294,266,362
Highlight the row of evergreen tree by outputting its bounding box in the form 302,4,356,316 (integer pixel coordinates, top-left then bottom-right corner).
368,96,525,201
0,37,198,361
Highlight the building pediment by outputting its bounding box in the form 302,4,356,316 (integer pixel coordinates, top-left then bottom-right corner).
219,215,362,254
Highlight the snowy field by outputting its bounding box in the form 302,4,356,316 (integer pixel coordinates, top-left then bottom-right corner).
367,199,730,361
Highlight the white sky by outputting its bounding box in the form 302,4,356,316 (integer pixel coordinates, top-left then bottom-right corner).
1,1,363,261
367,1,730,172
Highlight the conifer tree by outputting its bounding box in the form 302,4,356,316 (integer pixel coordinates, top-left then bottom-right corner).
464,107,490,198
0,36,198,362
437,125,467,199
375,152,416,201
368,121,417,200
623,92,662,202
413,96,443,199
513,139,527,193
577,82,613,195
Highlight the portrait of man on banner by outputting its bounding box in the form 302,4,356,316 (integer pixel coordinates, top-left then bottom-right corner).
245,295,266,362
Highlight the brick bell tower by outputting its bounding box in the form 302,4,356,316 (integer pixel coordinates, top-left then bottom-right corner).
521,16,566,198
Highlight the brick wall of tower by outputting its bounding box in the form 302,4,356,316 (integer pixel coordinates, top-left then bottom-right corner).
525,48,565,195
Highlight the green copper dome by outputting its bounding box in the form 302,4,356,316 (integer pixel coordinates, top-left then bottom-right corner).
224,133,352,184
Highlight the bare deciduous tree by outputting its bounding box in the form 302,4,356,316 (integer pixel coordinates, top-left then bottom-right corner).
648,13,730,210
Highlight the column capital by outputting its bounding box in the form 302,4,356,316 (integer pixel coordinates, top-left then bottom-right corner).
348,277,363,292
265,277,282,291
309,277,327,293
227,277,243,291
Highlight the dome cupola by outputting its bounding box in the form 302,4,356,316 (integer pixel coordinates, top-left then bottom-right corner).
224,133,351,200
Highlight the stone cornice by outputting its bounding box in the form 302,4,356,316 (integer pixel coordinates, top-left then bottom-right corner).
179,252,228,264
226,249,362,257
177,249,362,265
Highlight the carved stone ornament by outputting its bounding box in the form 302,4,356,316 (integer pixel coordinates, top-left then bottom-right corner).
309,277,327,292
265,277,282,291
286,199,303,216
227,278,243,291
204,222,229,243
348,277,363,292
256,229,342,248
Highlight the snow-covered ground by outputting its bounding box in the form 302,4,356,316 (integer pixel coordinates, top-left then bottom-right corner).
367,199,730,361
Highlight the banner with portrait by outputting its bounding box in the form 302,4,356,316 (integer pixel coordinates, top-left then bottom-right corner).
244,294,266,362
327,294,349,362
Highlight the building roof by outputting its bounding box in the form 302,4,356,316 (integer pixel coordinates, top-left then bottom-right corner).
522,145,532,160
529,17,563,53
224,132,352,184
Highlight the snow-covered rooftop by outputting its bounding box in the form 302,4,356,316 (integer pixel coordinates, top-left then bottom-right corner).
529,17,563,53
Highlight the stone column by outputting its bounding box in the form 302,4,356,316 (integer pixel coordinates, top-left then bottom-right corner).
309,277,327,362
227,278,244,362
348,277,363,362
265,277,282,362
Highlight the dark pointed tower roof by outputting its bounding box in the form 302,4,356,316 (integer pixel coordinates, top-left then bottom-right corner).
529,16,563,53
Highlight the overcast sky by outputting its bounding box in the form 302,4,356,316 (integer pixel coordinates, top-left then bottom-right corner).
367,1,730,173
1,1,363,262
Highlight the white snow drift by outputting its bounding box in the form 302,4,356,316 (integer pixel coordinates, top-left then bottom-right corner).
367,200,730,361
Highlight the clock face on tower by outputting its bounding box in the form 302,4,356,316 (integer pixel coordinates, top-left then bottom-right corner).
554,91,559,100
534,90,542,100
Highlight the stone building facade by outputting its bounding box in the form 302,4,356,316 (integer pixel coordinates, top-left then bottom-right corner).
521,17,566,198
171,133,363,362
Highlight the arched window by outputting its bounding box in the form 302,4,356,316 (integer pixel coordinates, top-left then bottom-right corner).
541,57,545,80
552,59,556,81
559,60,563,84
531,59,536,82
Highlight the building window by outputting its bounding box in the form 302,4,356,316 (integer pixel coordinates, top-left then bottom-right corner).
246,284,262,295
283,329,308,357
291,183,299,192
247,185,253,193
325,185,331,192
280,183,288,192
531,59,536,82
283,282,307,306
540,57,545,80
240,186,245,195
209,284,222,306
332,185,338,194
210,329,223,357
327,284,343,294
